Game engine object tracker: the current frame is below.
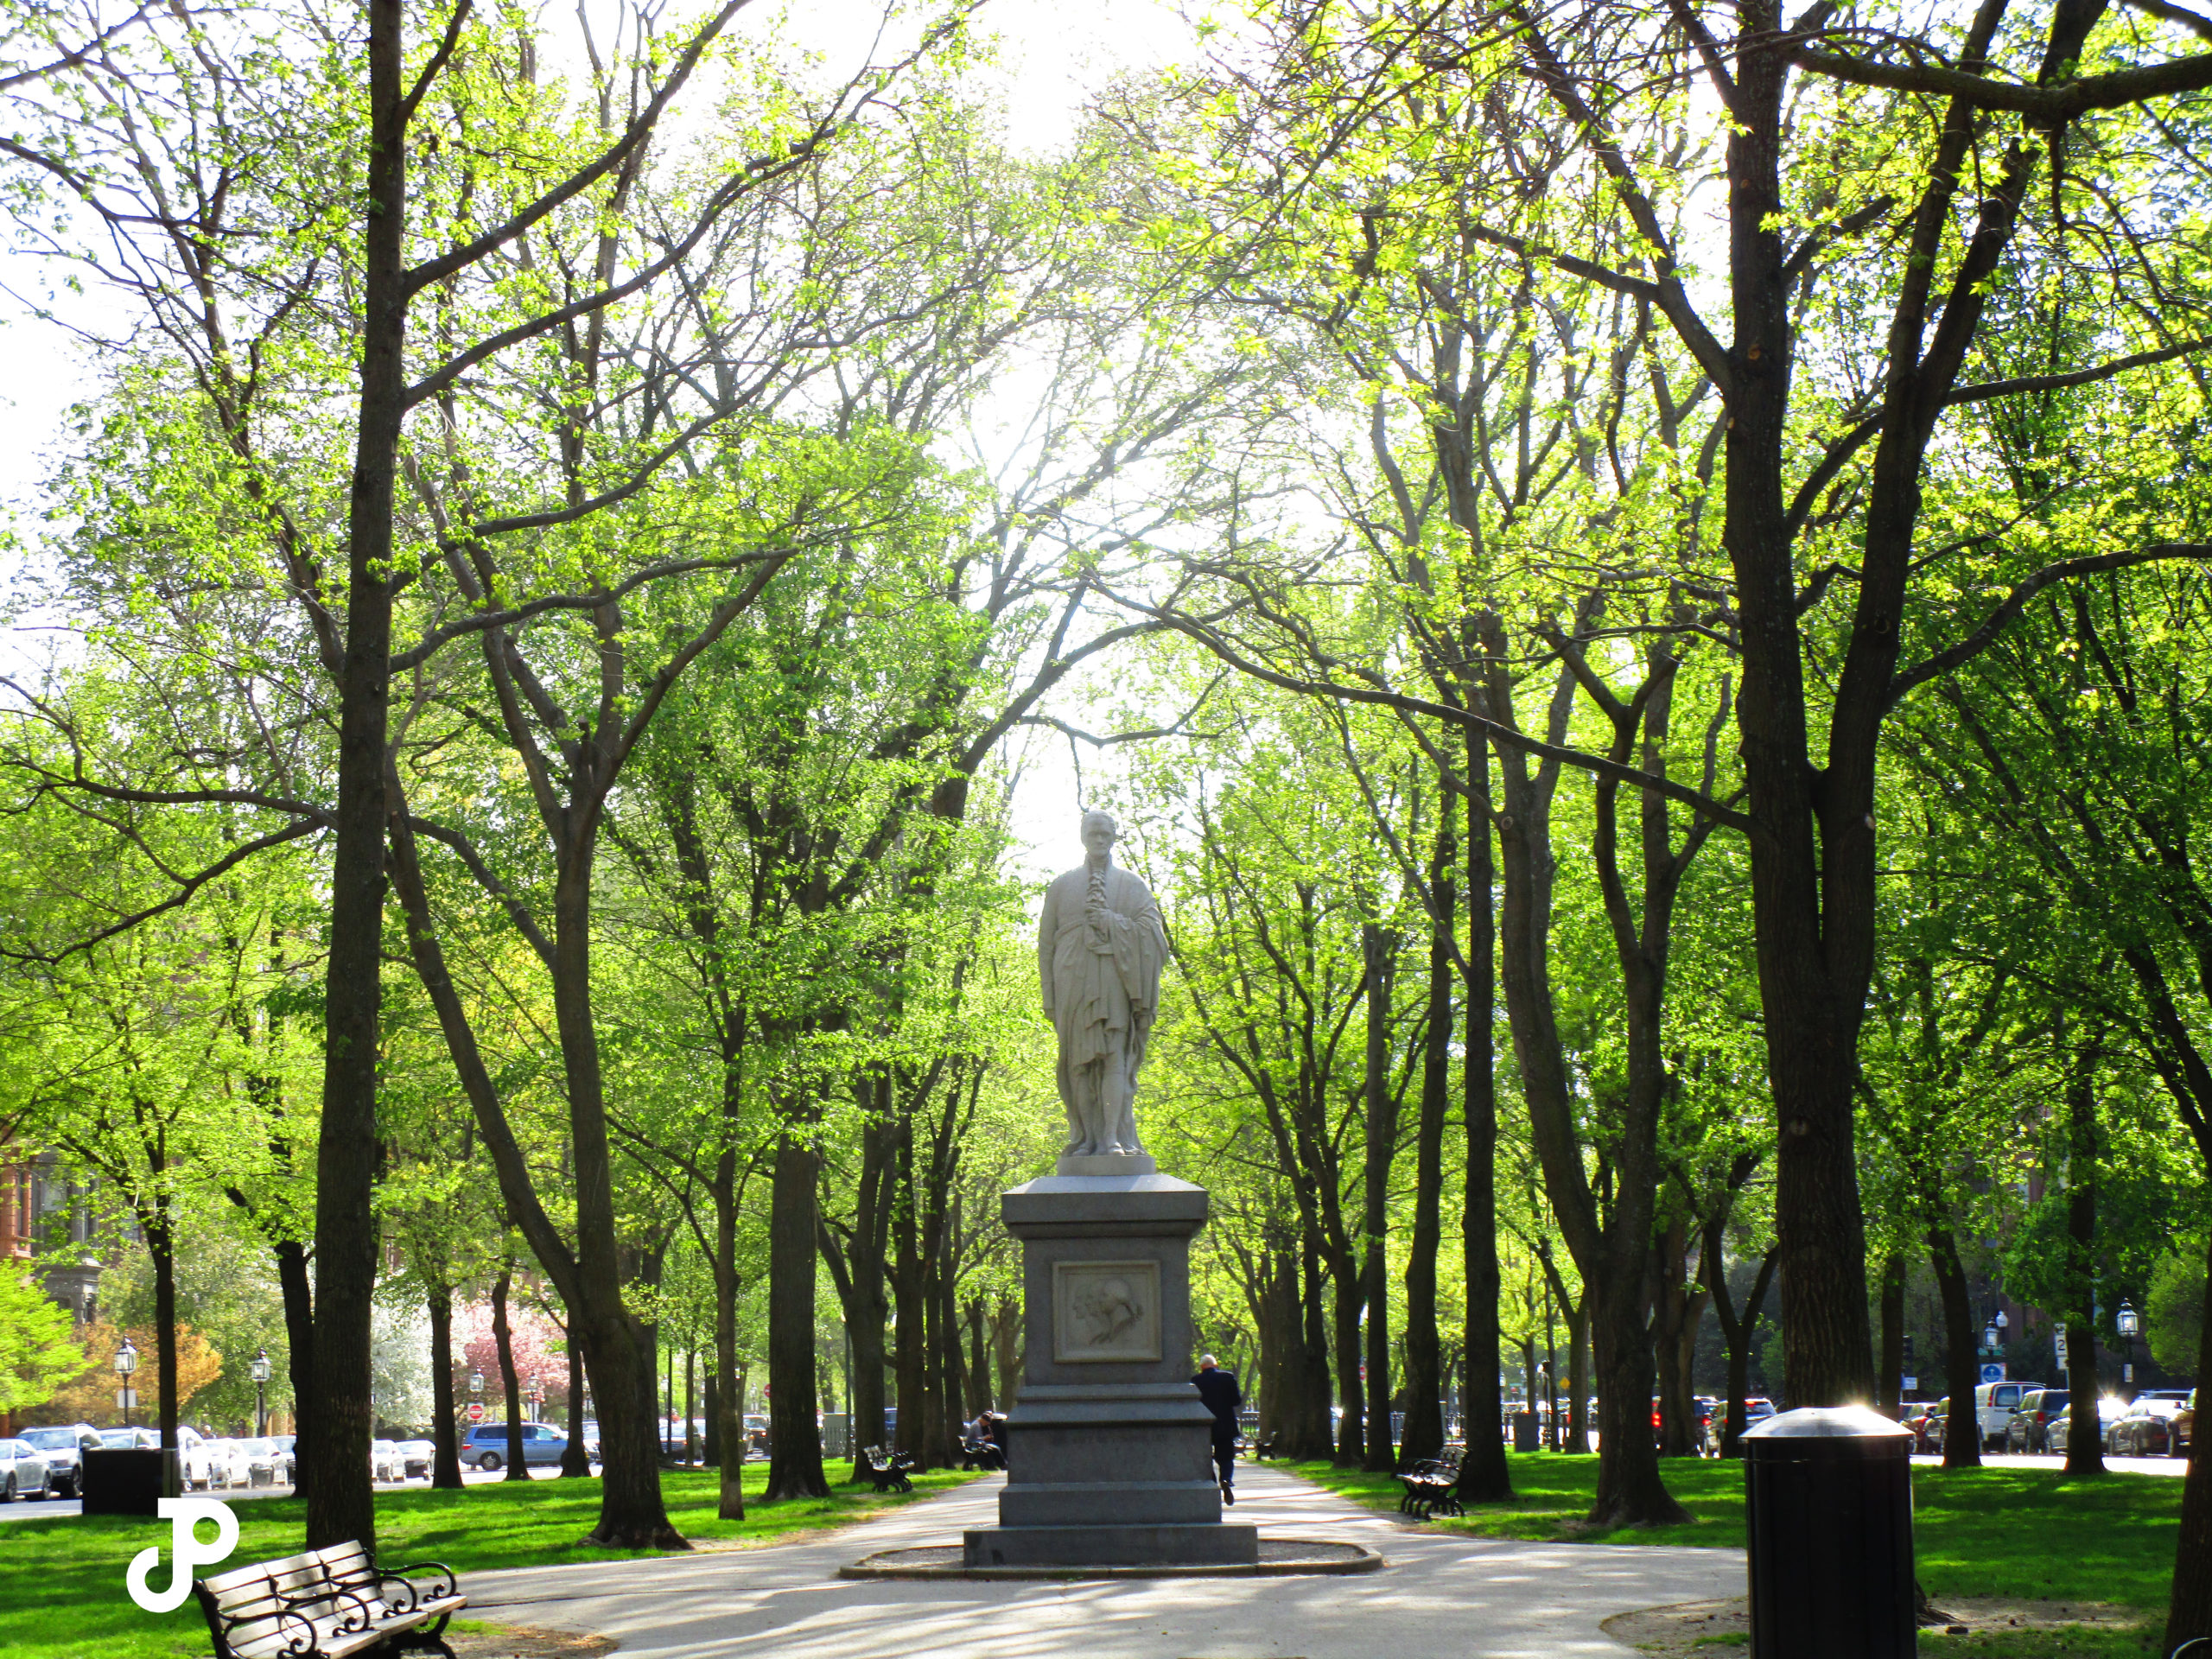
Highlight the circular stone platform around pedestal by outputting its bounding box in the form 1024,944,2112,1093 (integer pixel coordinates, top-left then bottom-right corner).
839,1539,1384,1580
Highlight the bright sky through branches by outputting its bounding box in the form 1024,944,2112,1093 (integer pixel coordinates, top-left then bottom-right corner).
0,0,1197,886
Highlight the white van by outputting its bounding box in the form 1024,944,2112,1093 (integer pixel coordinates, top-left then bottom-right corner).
1975,1381,2034,1450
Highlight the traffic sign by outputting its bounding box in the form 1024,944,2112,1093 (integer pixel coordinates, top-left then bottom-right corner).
115,1388,138,1409
2055,1330,2069,1369
466,1402,485,1423
1979,1362,2006,1383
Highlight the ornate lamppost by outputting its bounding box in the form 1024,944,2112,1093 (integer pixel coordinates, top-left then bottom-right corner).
2117,1300,2139,1397
251,1349,271,1437
113,1334,138,1430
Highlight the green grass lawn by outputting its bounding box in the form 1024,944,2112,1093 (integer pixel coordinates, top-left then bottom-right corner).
1285,1452,2183,1648
0,1463,976,1659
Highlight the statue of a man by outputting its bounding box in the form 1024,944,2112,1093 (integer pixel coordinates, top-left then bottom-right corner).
1039,810,1168,1158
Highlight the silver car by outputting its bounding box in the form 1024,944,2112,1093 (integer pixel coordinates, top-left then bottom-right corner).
0,1439,53,1502
15,1427,96,1497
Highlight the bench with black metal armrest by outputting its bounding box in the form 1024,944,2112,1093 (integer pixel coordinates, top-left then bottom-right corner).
194,1541,464,1659
1395,1453,1464,1520
856,1445,916,1493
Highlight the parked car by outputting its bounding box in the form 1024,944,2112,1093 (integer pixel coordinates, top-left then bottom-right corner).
93,1423,222,1487
2110,1395,2190,1457
0,1439,52,1501
395,1440,435,1479
15,1426,99,1497
2047,1395,2129,1453
239,1437,292,1486
202,1439,252,1490
2005,1388,2069,1452
2177,1389,2196,1457
1974,1381,2037,1451
461,1421,588,1471
369,1440,406,1483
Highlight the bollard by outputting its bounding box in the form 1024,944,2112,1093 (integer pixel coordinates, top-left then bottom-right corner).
1743,1405,1916,1659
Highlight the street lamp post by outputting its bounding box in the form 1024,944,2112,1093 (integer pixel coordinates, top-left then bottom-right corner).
114,1335,138,1430
2117,1300,2139,1397
251,1349,271,1438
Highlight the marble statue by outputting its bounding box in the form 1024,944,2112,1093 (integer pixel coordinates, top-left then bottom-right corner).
1039,810,1168,1159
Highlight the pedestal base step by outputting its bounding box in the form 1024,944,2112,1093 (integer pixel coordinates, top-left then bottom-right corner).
844,1536,1382,1580
963,1521,1258,1567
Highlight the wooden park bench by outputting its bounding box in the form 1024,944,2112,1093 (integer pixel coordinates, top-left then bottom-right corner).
195,1541,464,1659
856,1445,915,1493
1395,1455,1465,1520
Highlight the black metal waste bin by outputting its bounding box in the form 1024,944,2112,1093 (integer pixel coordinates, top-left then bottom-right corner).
80,1447,170,1516
1743,1406,1915,1659
1512,1412,1540,1452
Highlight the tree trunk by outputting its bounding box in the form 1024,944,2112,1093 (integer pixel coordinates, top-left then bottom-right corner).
1361,922,1397,1472
493,1266,529,1482
1929,1227,1983,1469
561,1332,589,1477
1257,1249,1293,1446
1877,1254,1906,1420
1297,1227,1333,1460
1455,739,1511,1500
305,0,409,1558
1565,1299,1591,1456
428,1280,462,1490
2162,1235,2212,1649
2064,1045,2106,1477
684,1346,697,1466
1715,1251,1777,1459
892,1128,925,1465
715,1140,746,1516
1652,1218,1703,1457
149,1210,181,1497
994,1297,1021,1412
1586,1263,1682,1524
766,1132,829,1498
1332,1254,1364,1465
1401,834,1453,1465
275,1237,315,1505
840,1106,896,1475
965,1298,990,1416
929,1240,963,1466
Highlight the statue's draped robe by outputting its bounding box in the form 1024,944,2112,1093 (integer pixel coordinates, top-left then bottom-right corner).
1039,861,1168,1141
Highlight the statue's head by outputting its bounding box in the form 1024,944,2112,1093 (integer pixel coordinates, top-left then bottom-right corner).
1081,809,1118,858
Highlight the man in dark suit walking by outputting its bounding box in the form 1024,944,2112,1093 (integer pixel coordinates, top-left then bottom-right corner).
1192,1354,1243,1504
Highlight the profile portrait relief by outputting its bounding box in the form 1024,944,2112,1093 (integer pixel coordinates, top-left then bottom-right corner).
1052,1260,1161,1363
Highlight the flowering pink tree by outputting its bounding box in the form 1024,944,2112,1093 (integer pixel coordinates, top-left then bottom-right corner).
454,1300,569,1413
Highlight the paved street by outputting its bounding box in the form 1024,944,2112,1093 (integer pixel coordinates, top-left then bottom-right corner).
3,1459,594,1522
459,1463,1741,1659
1910,1452,2189,1475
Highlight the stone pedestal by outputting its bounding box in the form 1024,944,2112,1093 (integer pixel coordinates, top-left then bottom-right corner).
962,1166,1260,1568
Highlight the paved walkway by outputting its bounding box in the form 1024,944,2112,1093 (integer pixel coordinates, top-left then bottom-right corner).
462,1463,1741,1658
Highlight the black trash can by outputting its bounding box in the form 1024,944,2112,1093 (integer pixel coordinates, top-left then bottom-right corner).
80,1447,170,1516
1743,1406,1916,1659
1512,1412,1540,1452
